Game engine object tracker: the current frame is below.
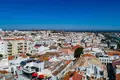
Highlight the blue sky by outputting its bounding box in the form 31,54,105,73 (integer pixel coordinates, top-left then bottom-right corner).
0,0,120,30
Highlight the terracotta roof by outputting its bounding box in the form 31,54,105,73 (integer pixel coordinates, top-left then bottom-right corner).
19,54,27,58
72,71,83,80
0,70,9,74
4,38,25,41
8,56,14,60
63,71,73,80
116,73,120,80
59,48,73,54
63,43,69,46
112,59,120,68
43,52,61,57
107,51,120,56
81,53,96,57
63,71,84,80
72,45,83,51
39,56,50,61
34,45,41,48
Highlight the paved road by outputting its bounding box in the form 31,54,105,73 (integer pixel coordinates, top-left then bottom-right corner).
17,74,30,80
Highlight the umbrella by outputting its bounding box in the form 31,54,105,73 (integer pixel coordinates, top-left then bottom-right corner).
32,72,38,77
39,75,44,79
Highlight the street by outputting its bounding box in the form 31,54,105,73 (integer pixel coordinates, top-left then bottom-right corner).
17,74,30,80
16,69,30,80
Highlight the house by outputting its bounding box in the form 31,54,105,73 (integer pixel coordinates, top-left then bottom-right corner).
63,71,85,80
71,54,108,80
112,59,120,80
109,42,118,49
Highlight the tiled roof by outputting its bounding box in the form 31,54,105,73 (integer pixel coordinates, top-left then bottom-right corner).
4,38,25,41
8,56,14,60
59,48,73,54
107,51,120,56
81,53,96,57
0,70,9,74
72,71,83,80
63,71,83,80
116,73,120,80
72,45,83,51
19,54,28,58
112,59,120,68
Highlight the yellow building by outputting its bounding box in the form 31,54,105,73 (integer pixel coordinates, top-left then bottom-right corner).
4,38,31,55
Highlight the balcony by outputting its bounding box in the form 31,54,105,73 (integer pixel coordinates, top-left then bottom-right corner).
8,50,12,52
7,44,12,46
18,50,23,53
18,43,23,45
8,47,12,49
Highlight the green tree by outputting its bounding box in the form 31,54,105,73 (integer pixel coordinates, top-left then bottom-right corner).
74,47,83,58
26,53,31,56
8,54,12,55
58,43,62,48
0,54,3,57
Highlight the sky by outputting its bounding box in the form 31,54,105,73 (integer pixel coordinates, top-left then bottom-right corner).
0,0,120,30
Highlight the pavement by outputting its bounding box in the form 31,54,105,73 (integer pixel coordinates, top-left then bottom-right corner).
16,69,30,80
17,74,30,80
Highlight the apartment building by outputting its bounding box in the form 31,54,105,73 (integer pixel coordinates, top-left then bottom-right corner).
70,54,108,80
3,38,32,55
0,40,8,57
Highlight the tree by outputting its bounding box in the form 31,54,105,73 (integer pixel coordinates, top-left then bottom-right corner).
58,43,62,48
26,53,31,56
8,54,12,55
107,41,110,48
74,47,83,58
0,54,3,57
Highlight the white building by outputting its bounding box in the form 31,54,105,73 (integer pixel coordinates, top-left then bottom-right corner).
0,40,8,57
2,38,33,55
22,60,45,76
99,56,111,64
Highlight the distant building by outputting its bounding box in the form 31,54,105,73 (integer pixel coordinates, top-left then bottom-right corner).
109,42,118,49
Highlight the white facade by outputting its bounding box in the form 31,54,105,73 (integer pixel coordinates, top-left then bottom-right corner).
2,38,33,55
0,40,8,57
0,59,9,71
99,56,120,64
9,57,29,74
23,61,45,73
109,42,117,49
99,57,111,64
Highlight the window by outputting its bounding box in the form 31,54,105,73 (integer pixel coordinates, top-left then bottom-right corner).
26,66,29,68
31,66,39,72
62,71,65,75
